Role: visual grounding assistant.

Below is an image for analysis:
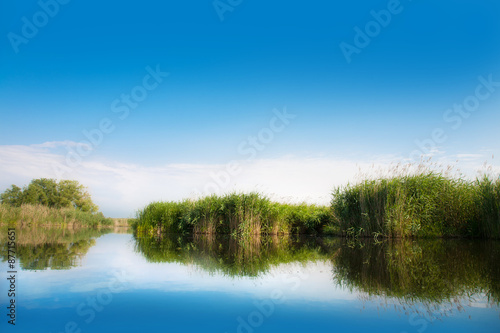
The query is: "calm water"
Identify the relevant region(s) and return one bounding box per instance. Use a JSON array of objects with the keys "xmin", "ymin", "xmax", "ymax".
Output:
[{"xmin": 1, "ymin": 228, "xmax": 500, "ymax": 333}]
